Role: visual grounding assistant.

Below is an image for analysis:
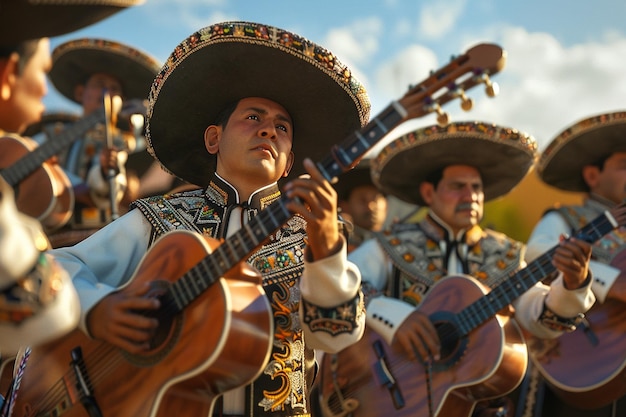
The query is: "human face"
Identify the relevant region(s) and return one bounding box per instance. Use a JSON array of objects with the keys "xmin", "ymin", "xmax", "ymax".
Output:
[
  {"xmin": 205, "ymin": 97, "xmax": 294, "ymax": 197},
  {"xmin": 586, "ymin": 152, "xmax": 626, "ymax": 205},
  {"xmin": 74, "ymin": 72, "xmax": 124, "ymax": 115},
  {"xmin": 420, "ymin": 165, "xmax": 484, "ymax": 234},
  {"xmin": 0, "ymin": 38, "xmax": 51, "ymax": 134},
  {"xmin": 342, "ymin": 185, "xmax": 387, "ymax": 231}
]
